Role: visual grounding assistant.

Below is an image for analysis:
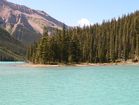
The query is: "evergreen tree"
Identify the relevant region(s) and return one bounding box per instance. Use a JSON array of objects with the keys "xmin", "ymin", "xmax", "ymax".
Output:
[{"xmin": 27, "ymin": 11, "xmax": 139, "ymax": 64}]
